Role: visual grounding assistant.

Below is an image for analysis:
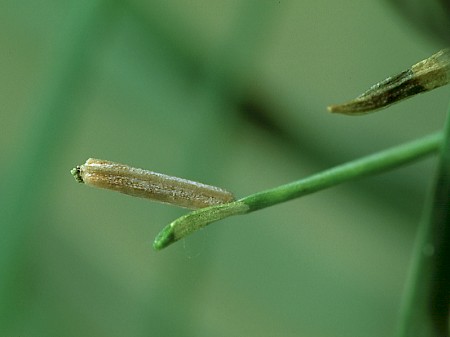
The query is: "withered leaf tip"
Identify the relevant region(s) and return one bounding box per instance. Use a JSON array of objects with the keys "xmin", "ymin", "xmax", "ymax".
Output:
[{"xmin": 328, "ymin": 48, "xmax": 450, "ymax": 115}]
